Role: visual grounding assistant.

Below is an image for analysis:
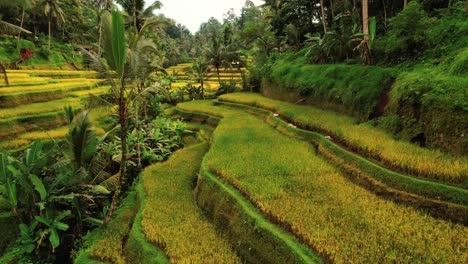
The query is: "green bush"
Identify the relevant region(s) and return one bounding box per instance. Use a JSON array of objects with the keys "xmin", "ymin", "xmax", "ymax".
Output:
[
  {"xmin": 384, "ymin": 69, "xmax": 468, "ymax": 153},
  {"xmin": 266, "ymin": 53, "xmax": 396, "ymax": 120},
  {"xmin": 425, "ymin": 2, "xmax": 468, "ymax": 59},
  {"xmin": 376, "ymin": 1, "xmax": 431, "ymax": 60},
  {"xmin": 448, "ymin": 48, "xmax": 468, "ymax": 76}
]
